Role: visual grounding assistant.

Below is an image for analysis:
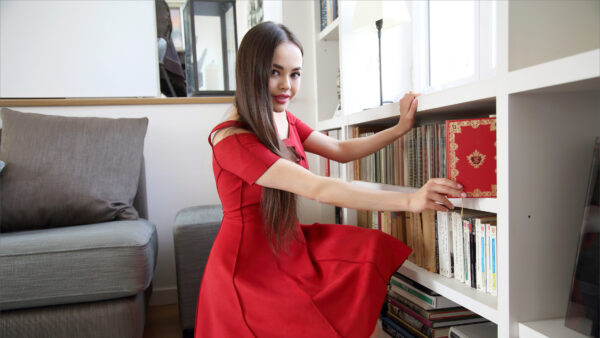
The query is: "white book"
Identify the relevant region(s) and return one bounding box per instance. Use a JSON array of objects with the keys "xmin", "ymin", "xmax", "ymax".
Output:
[
  {"xmin": 390, "ymin": 275, "xmax": 460, "ymax": 310},
  {"xmin": 436, "ymin": 211, "xmax": 453, "ymax": 278},
  {"xmin": 475, "ymin": 219, "xmax": 487, "ymax": 291},
  {"xmin": 371, "ymin": 211, "xmax": 379, "ymax": 231},
  {"xmin": 463, "ymin": 219, "xmax": 472, "ymax": 286},
  {"xmin": 486, "ymin": 224, "xmax": 497, "ymax": 296},
  {"xmin": 452, "ymin": 212, "xmax": 465, "ymax": 283}
]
